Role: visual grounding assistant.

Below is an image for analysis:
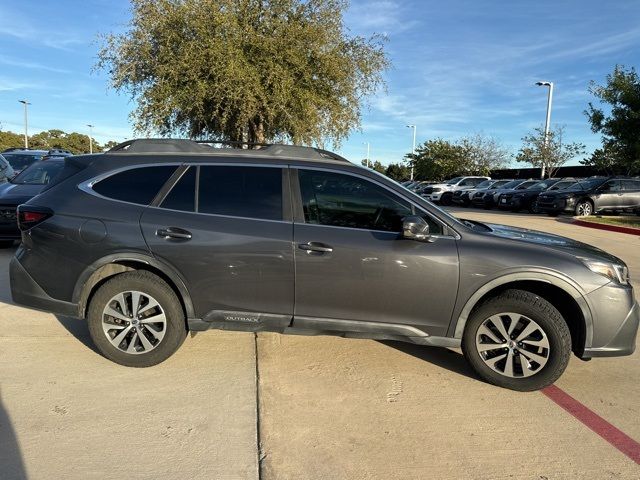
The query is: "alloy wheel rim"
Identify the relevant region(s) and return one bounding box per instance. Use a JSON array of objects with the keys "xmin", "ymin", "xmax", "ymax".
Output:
[
  {"xmin": 102, "ymin": 291, "xmax": 167, "ymax": 355},
  {"xmin": 577, "ymin": 202, "xmax": 591, "ymax": 216},
  {"xmin": 475, "ymin": 312, "xmax": 550, "ymax": 378}
]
